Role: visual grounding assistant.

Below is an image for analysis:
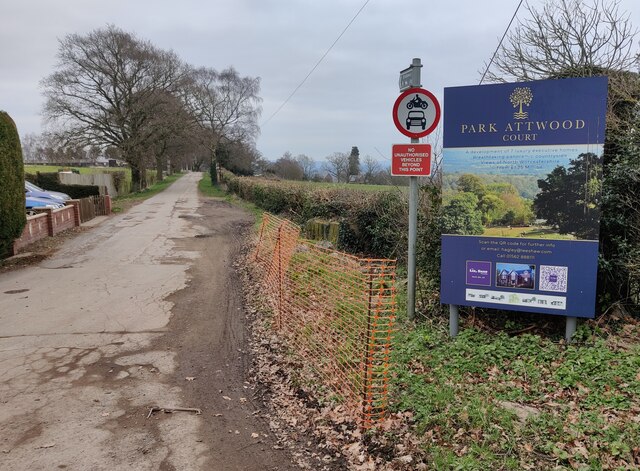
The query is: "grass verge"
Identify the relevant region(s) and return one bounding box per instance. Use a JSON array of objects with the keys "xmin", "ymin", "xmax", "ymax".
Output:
[
  {"xmin": 387, "ymin": 315, "xmax": 640, "ymax": 470},
  {"xmin": 198, "ymin": 173, "xmax": 227, "ymax": 197},
  {"xmin": 198, "ymin": 173, "xmax": 263, "ymax": 226},
  {"xmin": 112, "ymin": 172, "xmax": 184, "ymax": 212}
]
